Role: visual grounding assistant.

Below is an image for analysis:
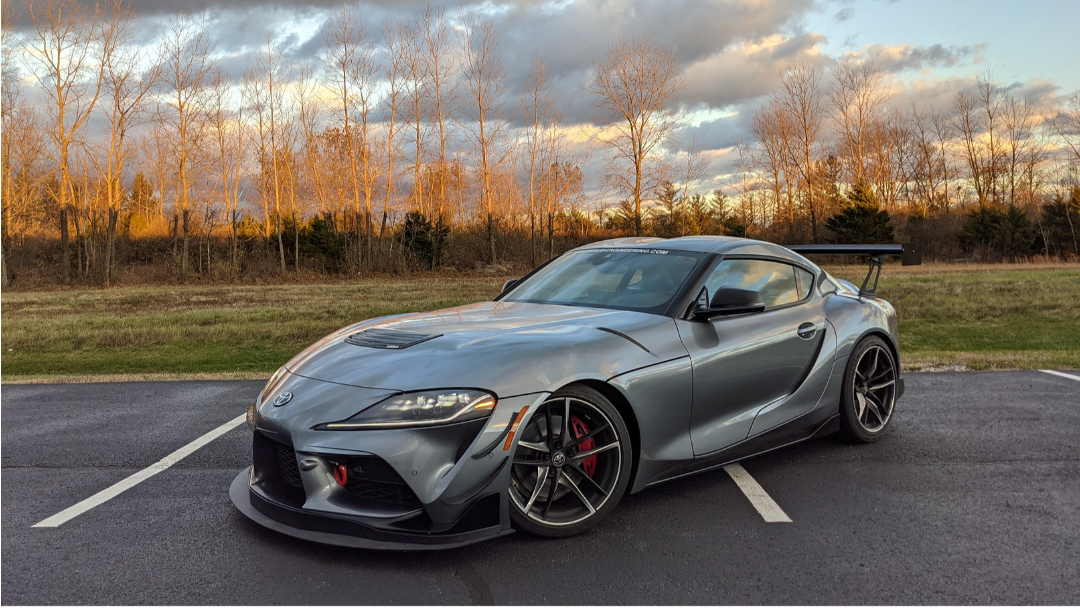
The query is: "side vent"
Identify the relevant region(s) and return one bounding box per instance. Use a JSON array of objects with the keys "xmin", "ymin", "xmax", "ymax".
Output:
[{"xmin": 345, "ymin": 327, "xmax": 442, "ymax": 350}]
